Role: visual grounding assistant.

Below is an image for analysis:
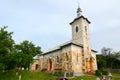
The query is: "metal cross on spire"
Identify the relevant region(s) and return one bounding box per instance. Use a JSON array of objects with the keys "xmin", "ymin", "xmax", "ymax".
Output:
[{"xmin": 77, "ymin": 2, "xmax": 82, "ymax": 17}]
